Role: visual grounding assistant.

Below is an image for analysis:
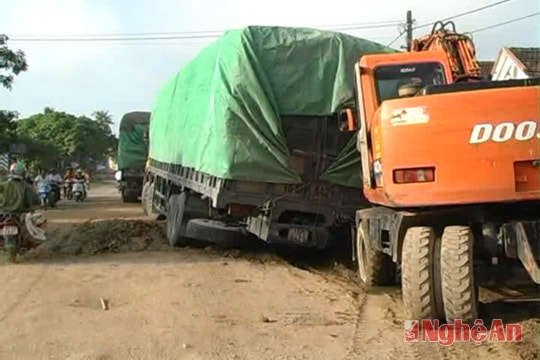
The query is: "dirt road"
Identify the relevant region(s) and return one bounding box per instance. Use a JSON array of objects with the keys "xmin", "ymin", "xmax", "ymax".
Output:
[{"xmin": 0, "ymin": 181, "xmax": 537, "ymax": 359}]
